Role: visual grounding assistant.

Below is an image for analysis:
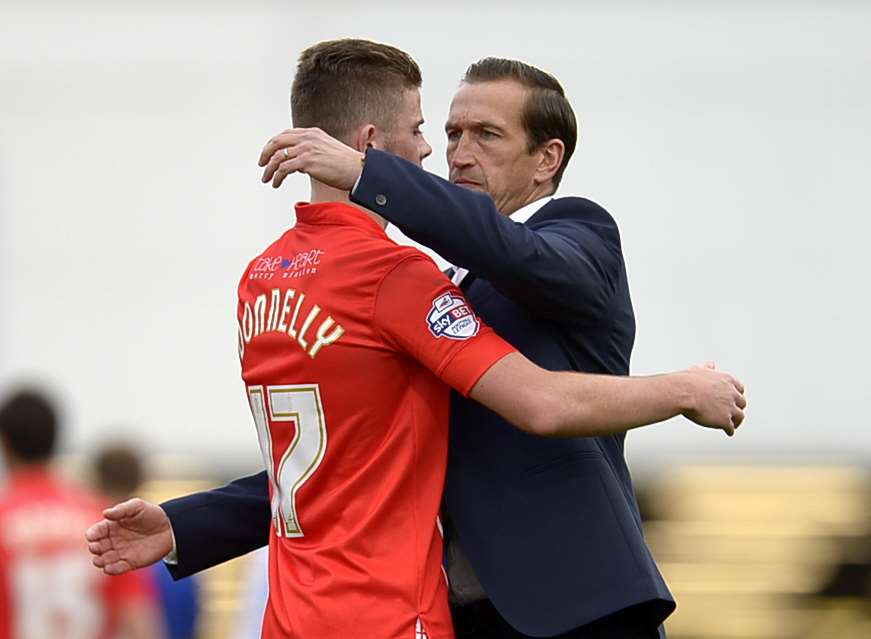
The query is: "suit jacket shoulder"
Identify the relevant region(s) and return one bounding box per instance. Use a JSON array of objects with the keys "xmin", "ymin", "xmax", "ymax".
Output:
[{"xmin": 531, "ymin": 197, "xmax": 622, "ymax": 244}]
